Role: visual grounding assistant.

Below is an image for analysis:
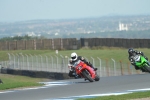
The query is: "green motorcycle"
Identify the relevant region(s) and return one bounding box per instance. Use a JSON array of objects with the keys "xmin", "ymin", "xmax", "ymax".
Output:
[{"xmin": 133, "ymin": 54, "xmax": 150, "ymax": 72}]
